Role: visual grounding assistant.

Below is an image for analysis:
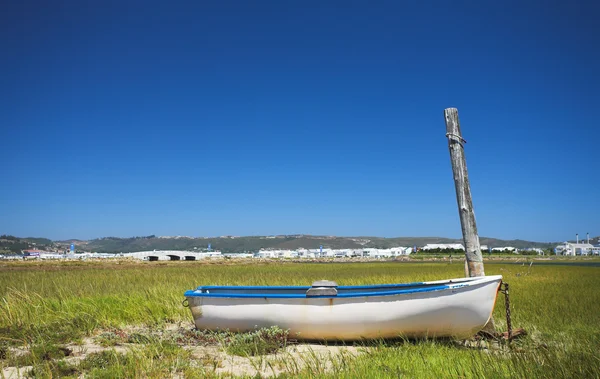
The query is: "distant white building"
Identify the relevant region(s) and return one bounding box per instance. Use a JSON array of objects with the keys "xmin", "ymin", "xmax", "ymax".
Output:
[
  {"xmin": 255, "ymin": 250, "xmax": 295, "ymax": 258},
  {"xmin": 522, "ymin": 248, "xmax": 545, "ymax": 255},
  {"xmin": 422, "ymin": 244, "xmax": 465, "ymax": 251},
  {"xmin": 295, "ymin": 249, "xmax": 317, "ymax": 258},
  {"xmin": 361, "ymin": 247, "xmax": 412, "ymax": 258},
  {"xmin": 363, "ymin": 248, "xmax": 390, "ymax": 258},
  {"xmin": 40, "ymin": 253, "xmax": 66, "ymax": 259},
  {"xmin": 0, "ymin": 254, "xmax": 21, "ymax": 260},
  {"xmin": 348, "ymin": 249, "xmax": 366, "ymax": 257},
  {"xmin": 253, "ymin": 247, "xmax": 412, "ymax": 259},
  {"xmin": 328, "ymin": 249, "xmax": 361, "ymax": 258},
  {"xmin": 392, "ymin": 247, "xmax": 413, "ymax": 256},
  {"xmin": 123, "ymin": 250, "xmax": 222, "ymax": 261},
  {"xmin": 555, "ymin": 243, "xmax": 594, "ymax": 256},
  {"xmin": 491, "ymin": 247, "xmax": 518, "ymax": 253},
  {"xmin": 223, "ymin": 253, "xmax": 253, "ymax": 258}
]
